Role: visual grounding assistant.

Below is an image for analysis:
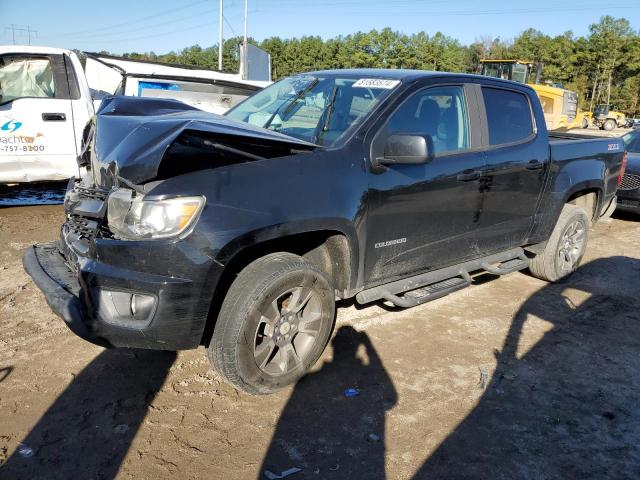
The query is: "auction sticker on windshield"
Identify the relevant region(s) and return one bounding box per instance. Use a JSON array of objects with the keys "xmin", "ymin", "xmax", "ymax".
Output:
[{"xmin": 352, "ymin": 79, "xmax": 400, "ymax": 89}]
